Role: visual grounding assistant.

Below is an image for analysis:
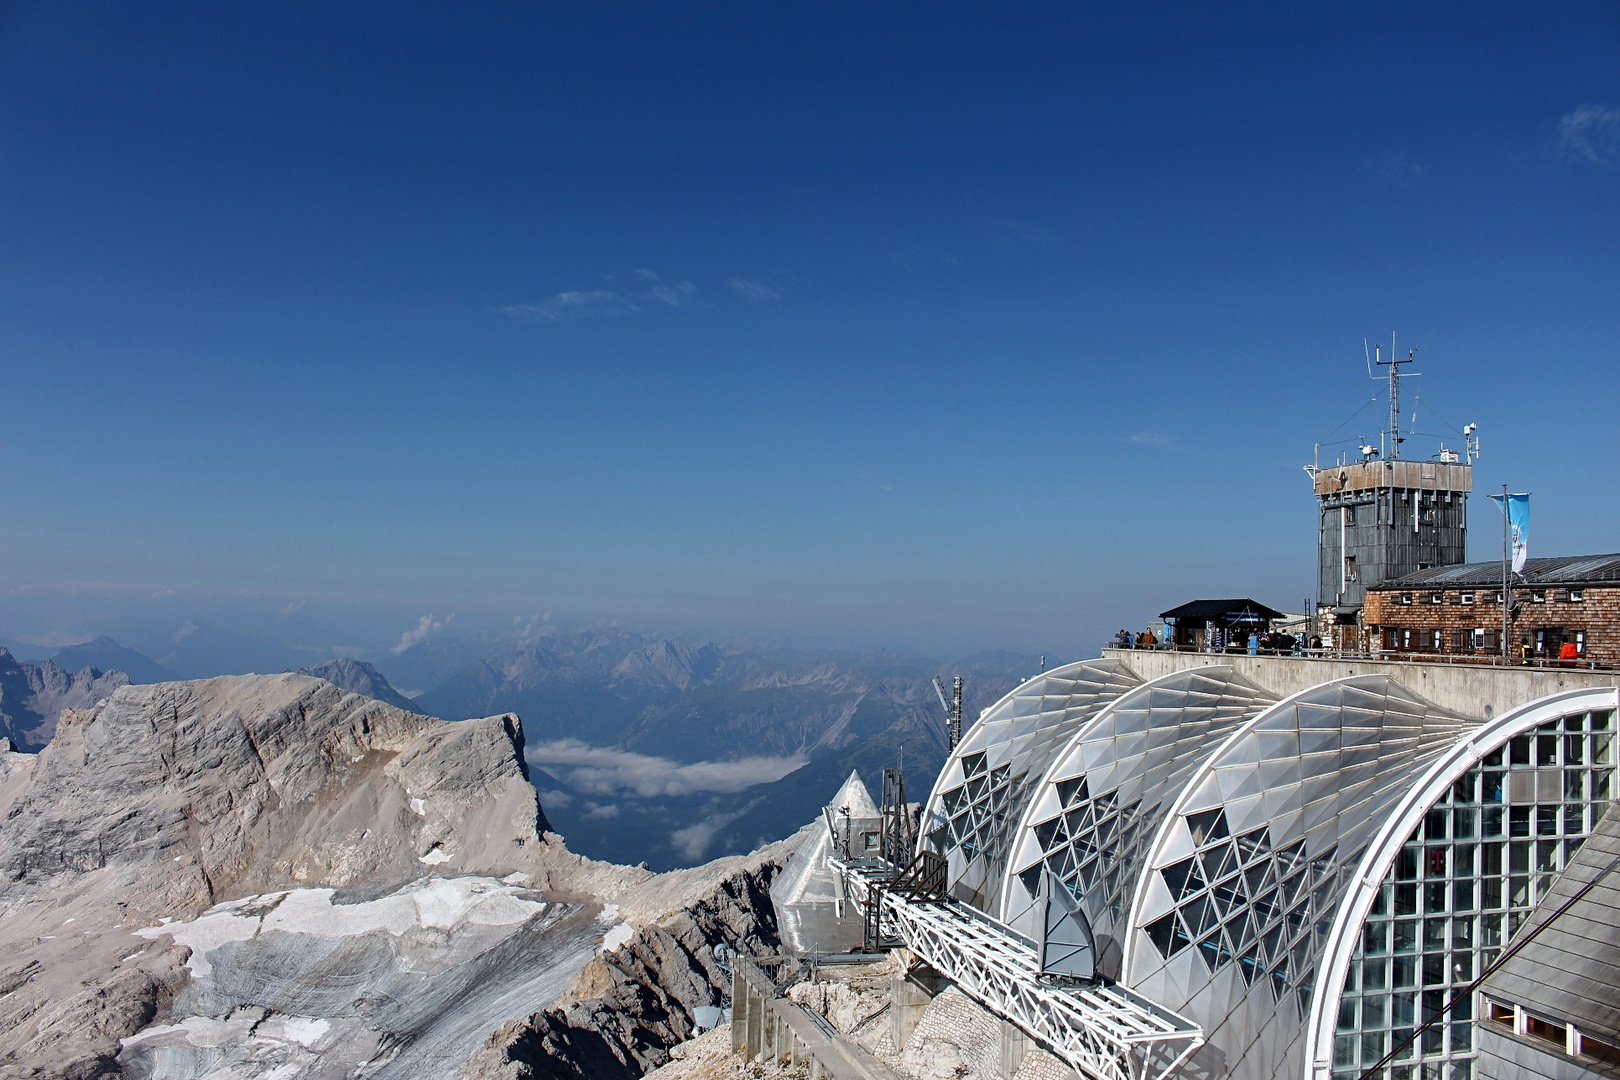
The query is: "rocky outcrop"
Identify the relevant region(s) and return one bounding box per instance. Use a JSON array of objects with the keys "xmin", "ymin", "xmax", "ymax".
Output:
[
  {"xmin": 0, "ymin": 674, "xmax": 612, "ymax": 1078},
  {"xmin": 0, "ymin": 670, "xmax": 811, "ymax": 1079},
  {"xmin": 0, "ymin": 646, "xmax": 129, "ymax": 752},
  {"xmin": 0, "ymin": 675, "xmax": 549, "ymax": 901},
  {"xmin": 458, "ymin": 837, "xmax": 797, "ymax": 1080}
]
